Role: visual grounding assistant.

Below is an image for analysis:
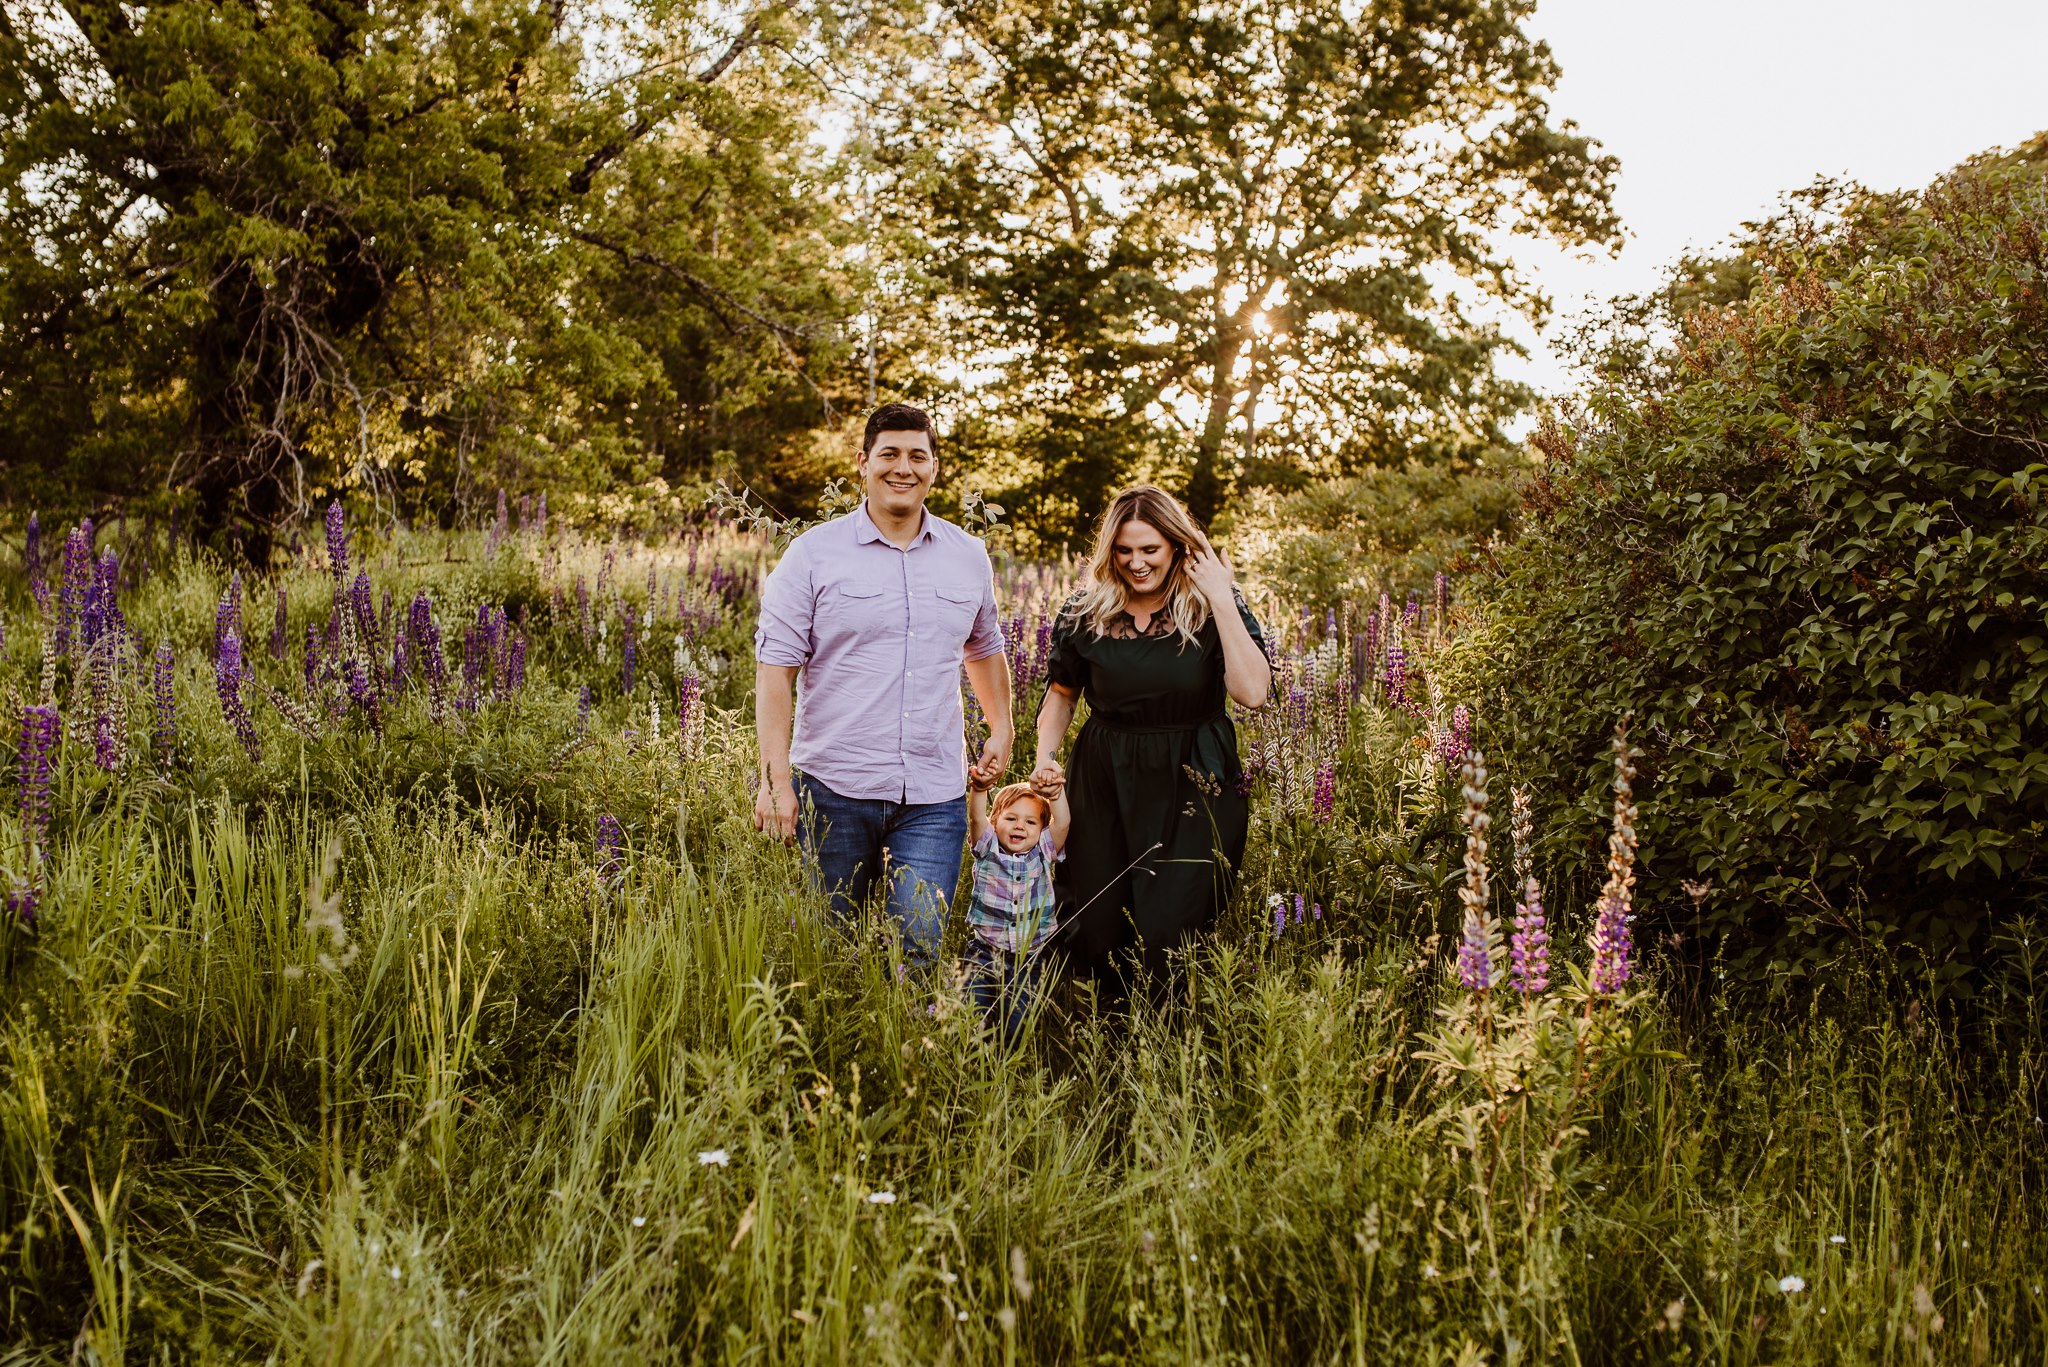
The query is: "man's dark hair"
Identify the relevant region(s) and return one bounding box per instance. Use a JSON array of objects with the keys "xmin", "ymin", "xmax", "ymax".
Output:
[{"xmin": 862, "ymin": 402, "xmax": 938, "ymax": 460}]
